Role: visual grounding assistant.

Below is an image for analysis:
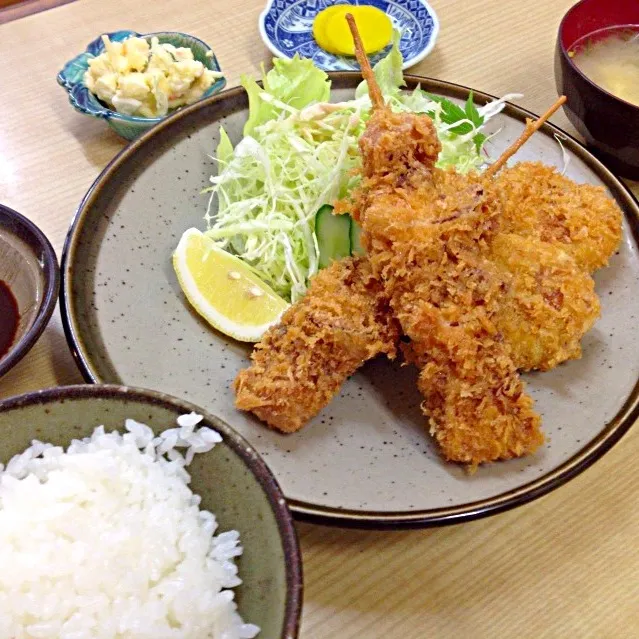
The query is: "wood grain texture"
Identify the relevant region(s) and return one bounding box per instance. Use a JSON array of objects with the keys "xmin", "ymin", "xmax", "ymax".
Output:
[
  {"xmin": 0, "ymin": 0, "xmax": 76, "ymax": 25},
  {"xmin": 0, "ymin": 1, "xmax": 638, "ymax": 636}
]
